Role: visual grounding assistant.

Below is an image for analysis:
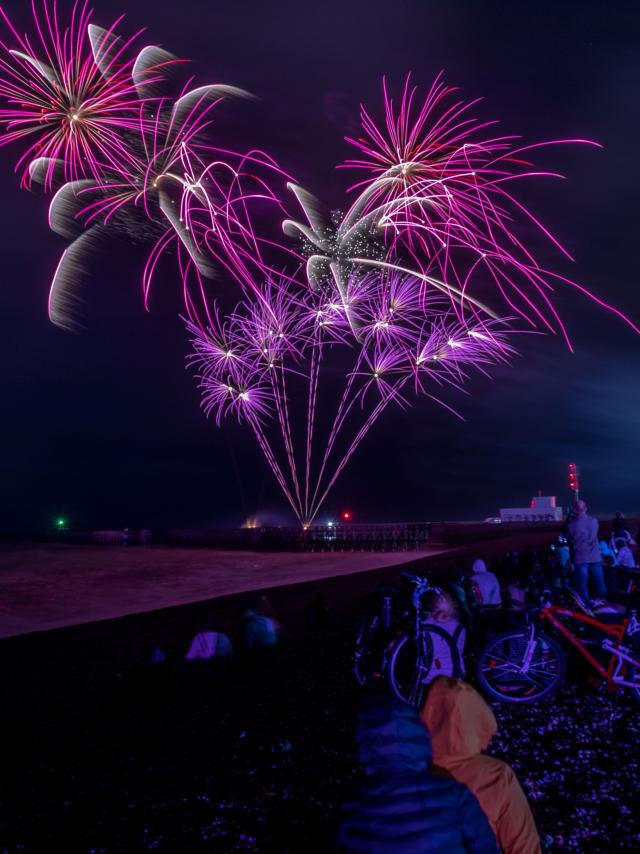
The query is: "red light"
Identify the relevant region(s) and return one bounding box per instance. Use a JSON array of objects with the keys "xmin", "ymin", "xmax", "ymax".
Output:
[
  {"xmin": 342, "ymin": 510, "xmax": 352, "ymax": 521},
  {"xmin": 568, "ymin": 463, "xmax": 580, "ymax": 491}
]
